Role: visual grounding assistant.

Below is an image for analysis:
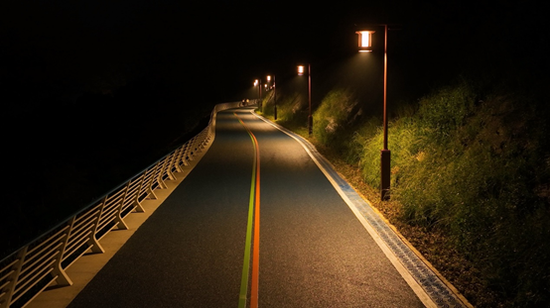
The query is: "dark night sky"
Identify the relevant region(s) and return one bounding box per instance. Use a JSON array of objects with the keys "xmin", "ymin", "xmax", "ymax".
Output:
[
  {"xmin": 1, "ymin": 0, "xmax": 389, "ymax": 102},
  {"xmin": 2, "ymin": 0, "xmax": 546, "ymax": 105}
]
